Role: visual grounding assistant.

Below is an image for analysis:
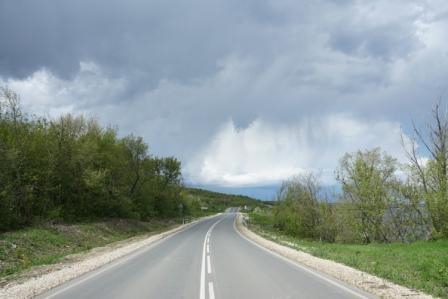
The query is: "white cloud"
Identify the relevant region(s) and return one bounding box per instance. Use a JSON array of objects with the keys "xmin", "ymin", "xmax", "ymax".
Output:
[
  {"xmin": 186, "ymin": 115, "xmax": 409, "ymax": 187},
  {"xmin": 0, "ymin": 62, "xmax": 127, "ymax": 118}
]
